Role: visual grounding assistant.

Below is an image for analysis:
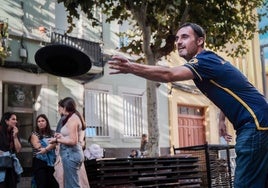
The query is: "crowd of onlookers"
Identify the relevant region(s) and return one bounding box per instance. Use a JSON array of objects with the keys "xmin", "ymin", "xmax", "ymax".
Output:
[
  {"xmin": 0, "ymin": 96, "xmax": 147, "ymax": 188},
  {"xmin": 0, "ymin": 97, "xmax": 104, "ymax": 188}
]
